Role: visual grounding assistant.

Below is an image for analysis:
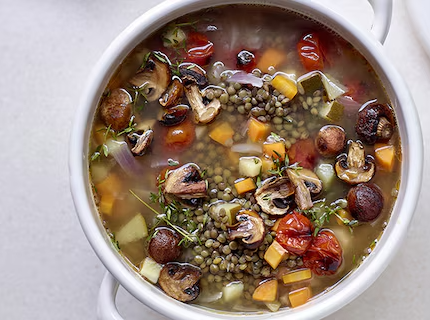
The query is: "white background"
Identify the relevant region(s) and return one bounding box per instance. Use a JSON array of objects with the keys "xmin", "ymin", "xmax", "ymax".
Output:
[{"xmin": 1, "ymin": 0, "xmax": 428, "ymax": 319}]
